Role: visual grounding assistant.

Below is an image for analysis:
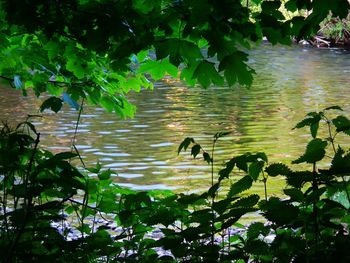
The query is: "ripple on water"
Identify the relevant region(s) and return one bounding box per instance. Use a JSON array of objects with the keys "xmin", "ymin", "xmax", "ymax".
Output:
[
  {"xmin": 150, "ymin": 142, "xmax": 174, "ymax": 147},
  {"xmin": 94, "ymin": 151, "xmax": 130, "ymax": 157},
  {"xmin": 116, "ymin": 173, "xmax": 144, "ymax": 179}
]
